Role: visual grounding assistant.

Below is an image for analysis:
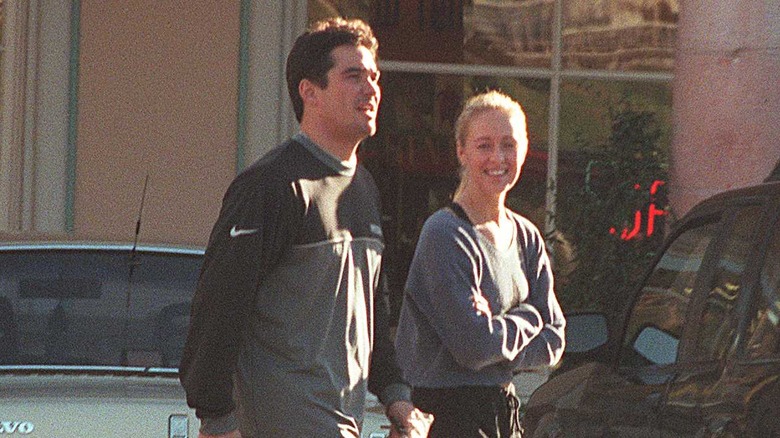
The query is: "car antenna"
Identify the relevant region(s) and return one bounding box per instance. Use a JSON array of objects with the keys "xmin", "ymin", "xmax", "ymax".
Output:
[
  {"xmin": 128, "ymin": 174, "xmax": 149, "ymax": 281},
  {"xmin": 122, "ymin": 174, "xmax": 149, "ymax": 366}
]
